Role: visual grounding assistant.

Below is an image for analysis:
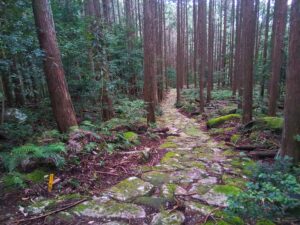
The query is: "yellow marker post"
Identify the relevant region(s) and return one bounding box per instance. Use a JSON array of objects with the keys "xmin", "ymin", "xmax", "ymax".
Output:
[{"xmin": 48, "ymin": 173, "xmax": 54, "ymax": 193}]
